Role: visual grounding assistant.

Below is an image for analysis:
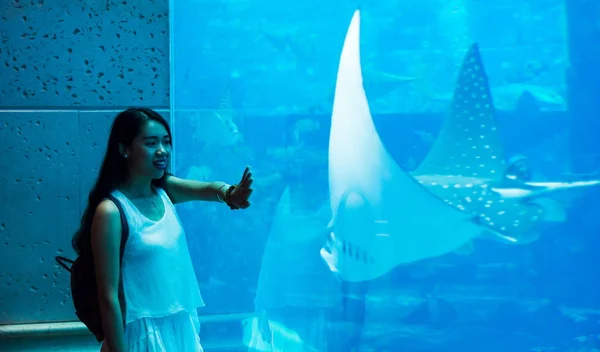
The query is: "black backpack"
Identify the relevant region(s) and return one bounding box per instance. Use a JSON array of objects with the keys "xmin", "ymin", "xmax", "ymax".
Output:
[{"xmin": 55, "ymin": 195, "xmax": 129, "ymax": 342}]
